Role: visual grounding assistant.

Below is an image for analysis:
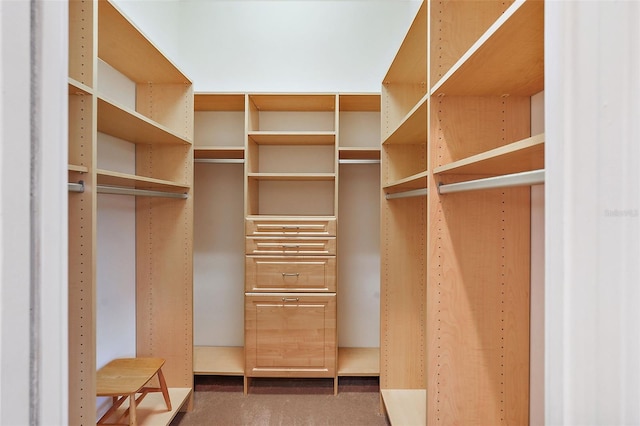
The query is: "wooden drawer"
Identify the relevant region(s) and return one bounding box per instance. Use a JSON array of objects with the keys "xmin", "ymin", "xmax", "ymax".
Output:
[
  {"xmin": 245, "ymin": 293, "xmax": 336, "ymax": 378},
  {"xmin": 245, "ymin": 256, "xmax": 336, "ymax": 292},
  {"xmin": 246, "ymin": 217, "xmax": 336, "ymax": 237},
  {"xmin": 246, "ymin": 236, "xmax": 336, "ymax": 255}
]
